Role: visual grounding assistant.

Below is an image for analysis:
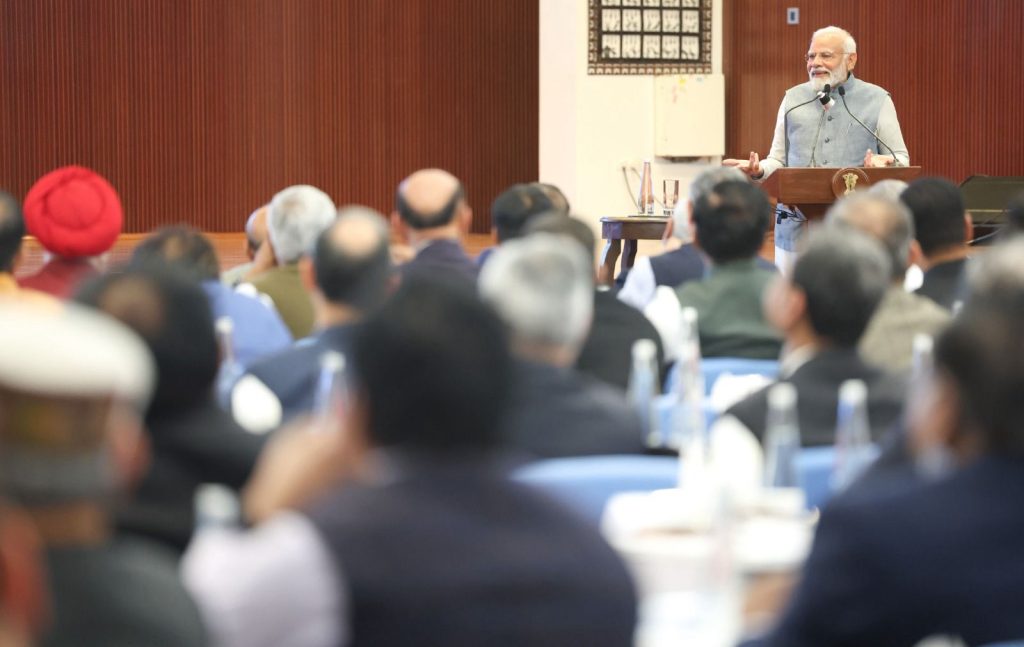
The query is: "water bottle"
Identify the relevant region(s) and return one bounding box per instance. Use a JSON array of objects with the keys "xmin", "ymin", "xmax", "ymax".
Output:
[
  {"xmin": 763, "ymin": 382, "xmax": 800, "ymax": 488},
  {"xmin": 313, "ymin": 350, "xmax": 347, "ymax": 434},
  {"xmin": 832, "ymin": 379, "xmax": 875, "ymax": 491},
  {"xmin": 627, "ymin": 339, "xmax": 661, "ymax": 447},
  {"xmin": 214, "ymin": 317, "xmax": 244, "ymax": 410},
  {"xmin": 637, "ymin": 160, "xmax": 654, "ymax": 215},
  {"xmin": 194, "ymin": 483, "xmax": 240, "ymax": 531},
  {"xmin": 673, "ymin": 308, "xmax": 708, "ymax": 493}
]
